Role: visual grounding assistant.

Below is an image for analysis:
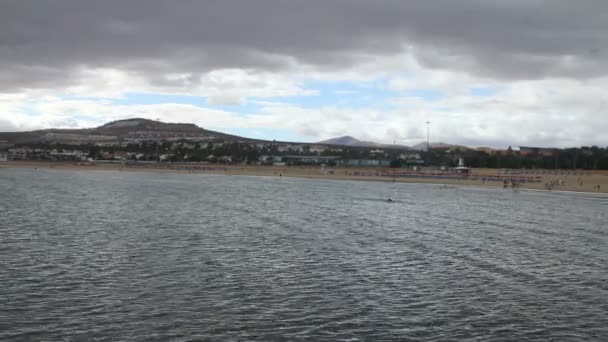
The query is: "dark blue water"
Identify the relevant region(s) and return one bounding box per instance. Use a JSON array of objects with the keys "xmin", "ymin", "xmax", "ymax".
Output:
[{"xmin": 1, "ymin": 168, "xmax": 607, "ymax": 341}]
